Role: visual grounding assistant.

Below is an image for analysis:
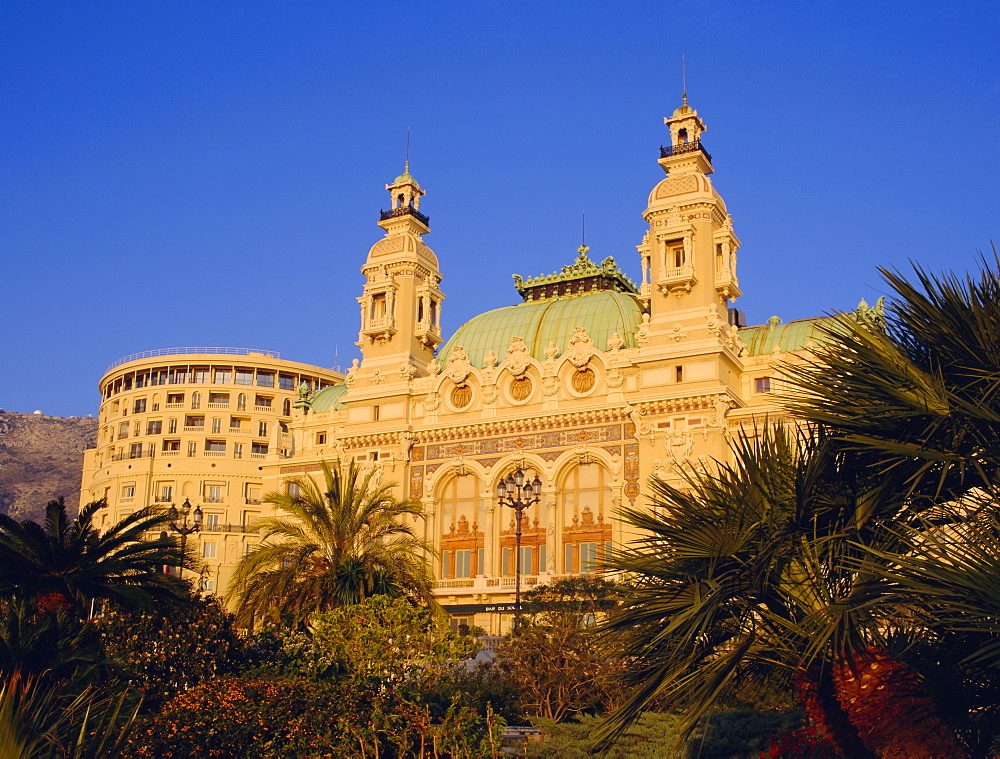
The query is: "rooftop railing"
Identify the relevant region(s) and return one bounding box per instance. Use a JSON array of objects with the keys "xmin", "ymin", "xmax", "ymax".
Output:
[
  {"xmin": 105, "ymin": 347, "xmax": 282, "ymax": 373},
  {"xmin": 379, "ymin": 206, "xmax": 430, "ymax": 225},
  {"xmin": 659, "ymin": 139, "xmax": 712, "ymax": 162}
]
